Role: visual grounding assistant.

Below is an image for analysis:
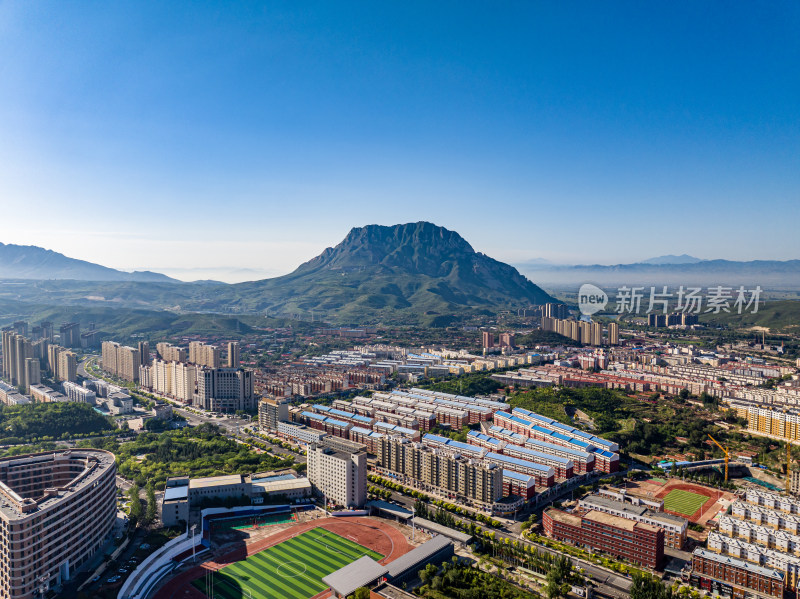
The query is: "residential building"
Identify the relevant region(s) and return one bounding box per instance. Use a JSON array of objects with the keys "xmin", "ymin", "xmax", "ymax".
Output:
[
  {"xmin": 56, "ymin": 350, "xmax": 77, "ymax": 382},
  {"xmin": 227, "ymin": 341, "xmax": 240, "ymax": 368},
  {"xmin": 59, "ymin": 322, "xmax": 80, "ymax": 348},
  {"xmin": 137, "ymin": 341, "xmax": 150, "ymax": 367},
  {"xmin": 608, "ymin": 322, "xmax": 620, "ymax": 345},
  {"xmin": 101, "ymin": 341, "xmax": 140, "ymax": 382},
  {"xmin": 189, "ymin": 342, "xmax": 221, "ymax": 368},
  {"xmin": 375, "ymin": 437, "xmax": 503, "ymax": 507},
  {"xmin": 156, "ymin": 343, "xmax": 187, "ymax": 363},
  {"xmin": 307, "ymin": 443, "xmax": 367, "ymax": 508}
]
